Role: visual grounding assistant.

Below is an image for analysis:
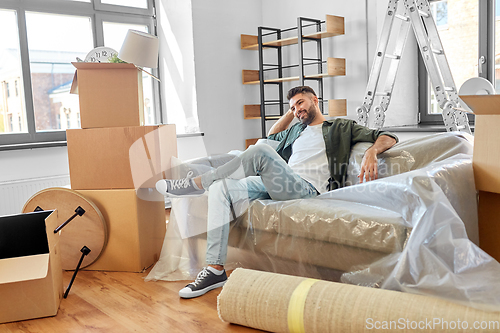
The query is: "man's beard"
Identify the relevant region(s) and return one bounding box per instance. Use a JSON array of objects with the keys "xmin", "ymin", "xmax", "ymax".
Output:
[{"xmin": 298, "ymin": 104, "xmax": 317, "ymax": 125}]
